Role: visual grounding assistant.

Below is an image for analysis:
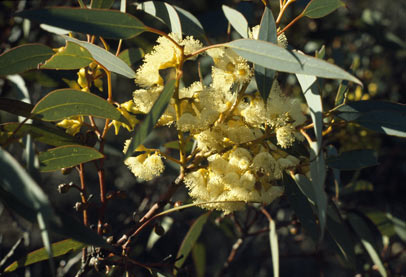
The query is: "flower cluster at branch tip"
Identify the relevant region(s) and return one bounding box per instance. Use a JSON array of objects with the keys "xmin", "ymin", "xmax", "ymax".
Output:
[{"xmin": 123, "ymin": 31, "xmax": 306, "ymax": 213}]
